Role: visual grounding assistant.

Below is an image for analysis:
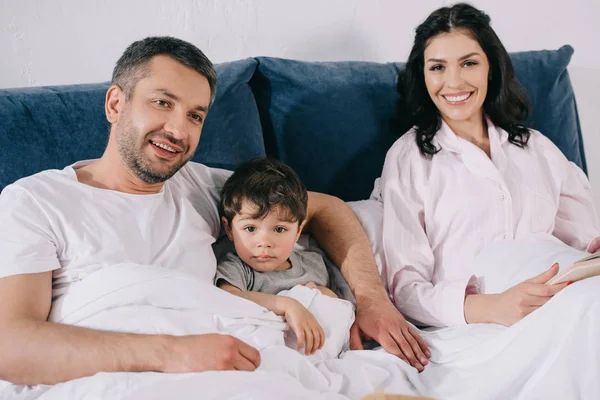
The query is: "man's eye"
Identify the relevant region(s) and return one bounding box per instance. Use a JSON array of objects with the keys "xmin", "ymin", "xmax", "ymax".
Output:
[
  {"xmin": 189, "ymin": 113, "xmax": 204, "ymax": 123},
  {"xmin": 155, "ymin": 100, "xmax": 170, "ymax": 107},
  {"xmin": 244, "ymin": 226, "xmax": 256, "ymax": 233},
  {"xmin": 274, "ymin": 227, "xmax": 287, "ymax": 233}
]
